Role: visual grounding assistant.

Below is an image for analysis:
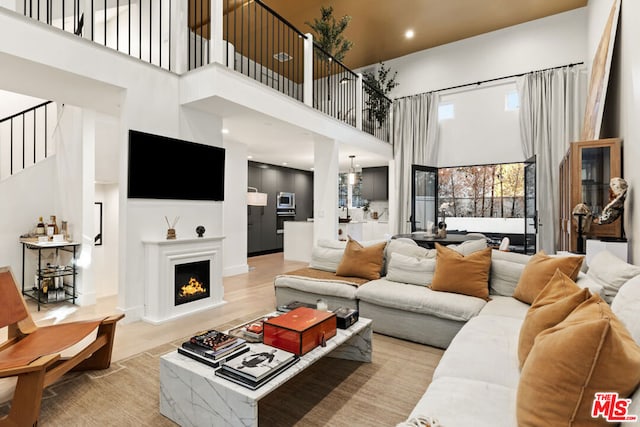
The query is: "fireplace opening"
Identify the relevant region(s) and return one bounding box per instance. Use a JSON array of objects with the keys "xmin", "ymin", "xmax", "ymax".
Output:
[{"xmin": 175, "ymin": 260, "xmax": 210, "ymax": 306}]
